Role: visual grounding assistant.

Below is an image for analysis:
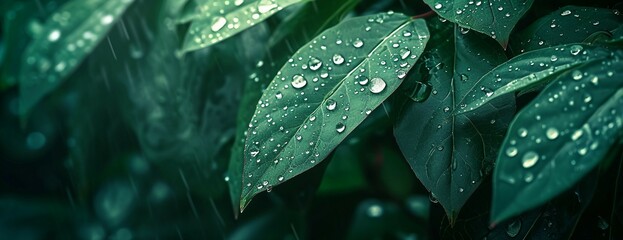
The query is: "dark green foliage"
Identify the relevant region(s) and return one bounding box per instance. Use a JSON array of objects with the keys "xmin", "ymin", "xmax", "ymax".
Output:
[{"xmin": 2, "ymin": 0, "xmax": 623, "ymax": 239}]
